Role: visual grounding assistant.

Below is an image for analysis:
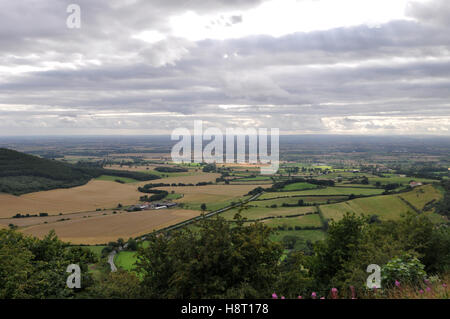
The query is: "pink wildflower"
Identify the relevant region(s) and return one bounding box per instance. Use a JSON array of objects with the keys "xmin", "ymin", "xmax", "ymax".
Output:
[
  {"xmin": 272, "ymin": 293, "xmax": 278, "ymax": 299},
  {"xmin": 331, "ymin": 288, "xmax": 338, "ymax": 299},
  {"xmin": 419, "ymin": 289, "xmax": 424, "ymax": 294},
  {"xmin": 426, "ymin": 287, "xmax": 431, "ymax": 292},
  {"xmin": 298, "ymin": 296, "xmax": 303, "ymax": 299},
  {"xmin": 320, "ymin": 297, "xmax": 325, "ymax": 299},
  {"xmin": 395, "ymin": 280, "xmax": 401, "ymax": 288},
  {"xmin": 311, "ymin": 292, "xmax": 317, "ymax": 299},
  {"xmin": 281, "ymin": 296, "xmax": 285, "ymax": 299},
  {"xmin": 443, "ymin": 283, "xmax": 447, "ymax": 289}
]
